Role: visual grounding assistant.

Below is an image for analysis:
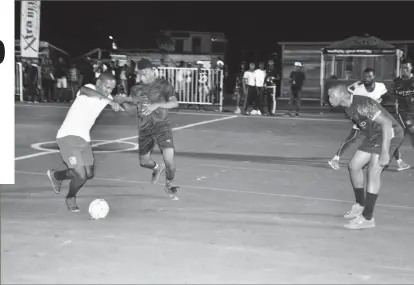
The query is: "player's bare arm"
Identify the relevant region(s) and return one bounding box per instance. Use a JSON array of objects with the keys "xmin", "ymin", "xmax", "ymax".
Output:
[
  {"xmin": 142, "ymin": 96, "xmax": 178, "ymax": 116},
  {"xmin": 79, "ymin": 86, "xmax": 111, "ymax": 101}
]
